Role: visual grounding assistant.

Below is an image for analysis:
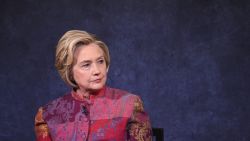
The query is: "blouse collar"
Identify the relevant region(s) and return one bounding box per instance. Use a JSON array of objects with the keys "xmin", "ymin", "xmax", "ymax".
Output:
[{"xmin": 71, "ymin": 86, "xmax": 106, "ymax": 102}]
